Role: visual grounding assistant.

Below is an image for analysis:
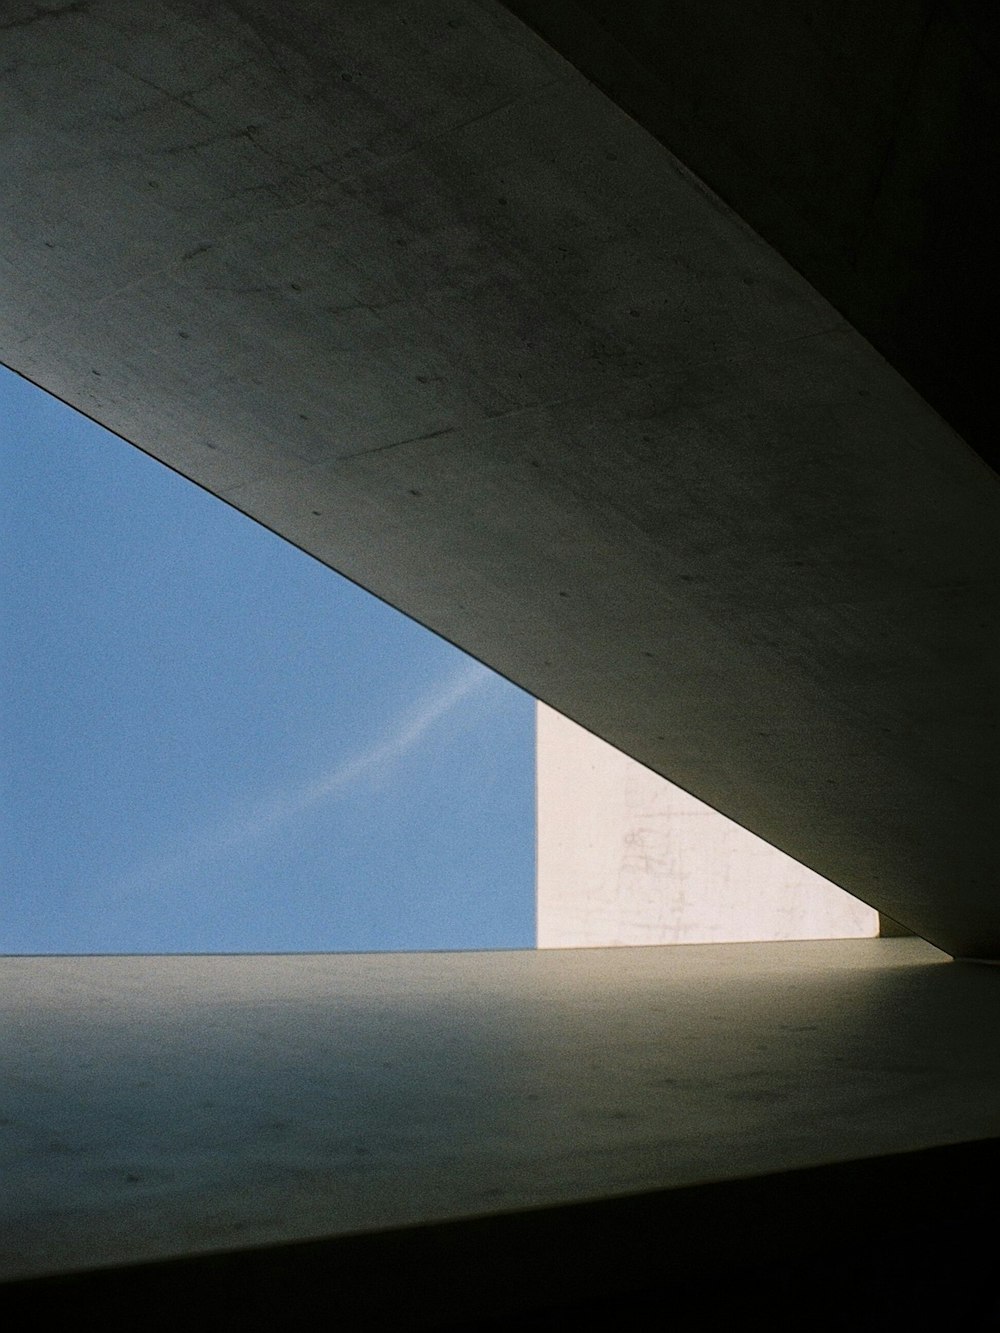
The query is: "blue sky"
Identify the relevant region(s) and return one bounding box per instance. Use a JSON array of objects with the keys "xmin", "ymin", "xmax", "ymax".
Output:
[{"xmin": 1, "ymin": 365, "xmax": 535, "ymax": 954}]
